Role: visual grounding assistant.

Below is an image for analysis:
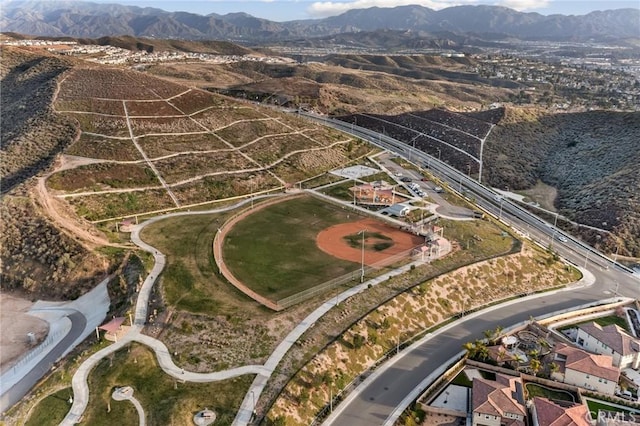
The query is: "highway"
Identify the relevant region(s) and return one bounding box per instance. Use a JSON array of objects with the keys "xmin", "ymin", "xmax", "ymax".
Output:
[{"xmin": 298, "ymin": 113, "xmax": 639, "ymax": 426}]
